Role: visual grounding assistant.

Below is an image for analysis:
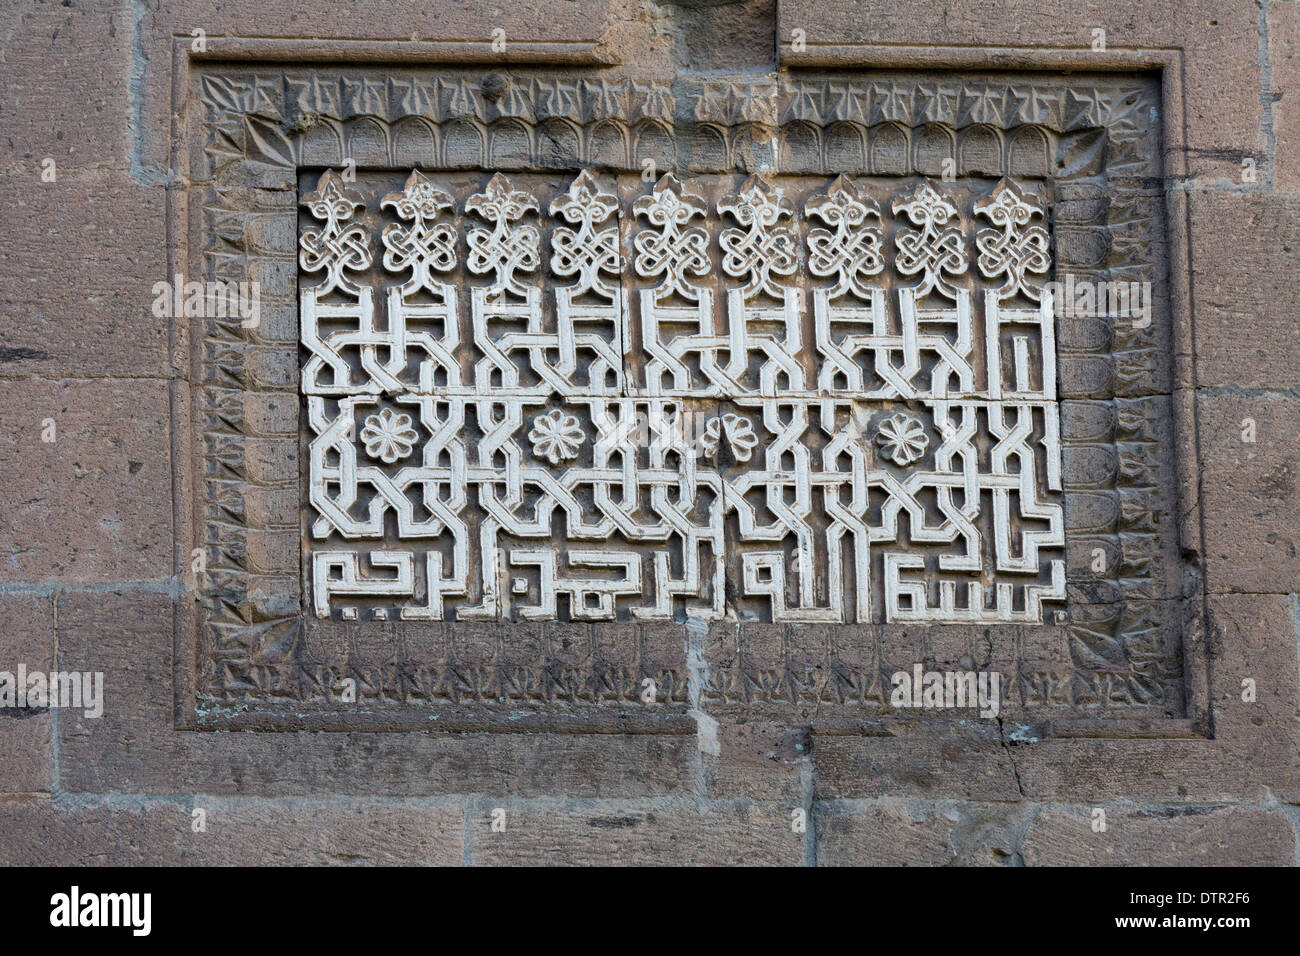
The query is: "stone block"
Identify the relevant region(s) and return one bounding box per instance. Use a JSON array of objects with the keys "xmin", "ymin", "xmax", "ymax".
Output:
[
  {"xmin": 1204, "ymin": 594, "xmax": 1300, "ymax": 748},
  {"xmin": 1022, "ymin": 804, "xmax": 1295, "ymax": 865},
  {"xmin": 1189, "ymin": 193, "xmax": 1300, "ymax": 389},
  {"xmin": 0, "ymin": 172, "xmax": 170, "ymax": 379},
  {"xmin": 815, "ymin": 800, "xmax": 1031, "ymax": 866},
  {"xmin": 706, "ymin": 719, "xmax": 811, "ymax": 801},
  {"xmin": 1270, "ymin": 1, "xmax": 1300, "ymax": 192},
  {"xmin": 0, "ymin": 593, "xmax": 56, "ymax": 793},
  {"xmin": 0, "ymin": 795, "xmax": 464, "ymax": 865},
  {"xmin": 0, "ymin": 0, "xmax": 133, "ymax": 173},
  {"xmin": 0, "ymin": 378, "xmax": 172, "ymax": 583},
  {"xmin": 467, "ymin": 802, "xmax": 805, "ymax": 866},
  {"xmin": 1196, "ymin": 392, "xmax": 1300, "ymax": 593}
]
